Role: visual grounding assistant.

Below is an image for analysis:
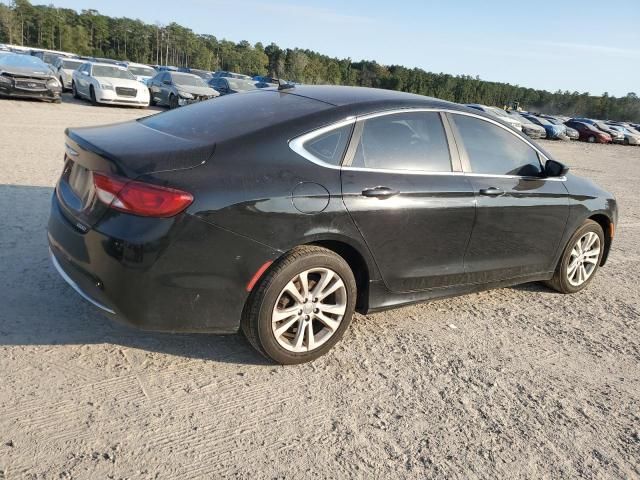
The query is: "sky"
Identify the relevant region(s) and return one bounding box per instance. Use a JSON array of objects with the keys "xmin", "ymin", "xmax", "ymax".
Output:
[{"xmin": 14, "ymin": 0, "xmax": 640, "ymax": 97}]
